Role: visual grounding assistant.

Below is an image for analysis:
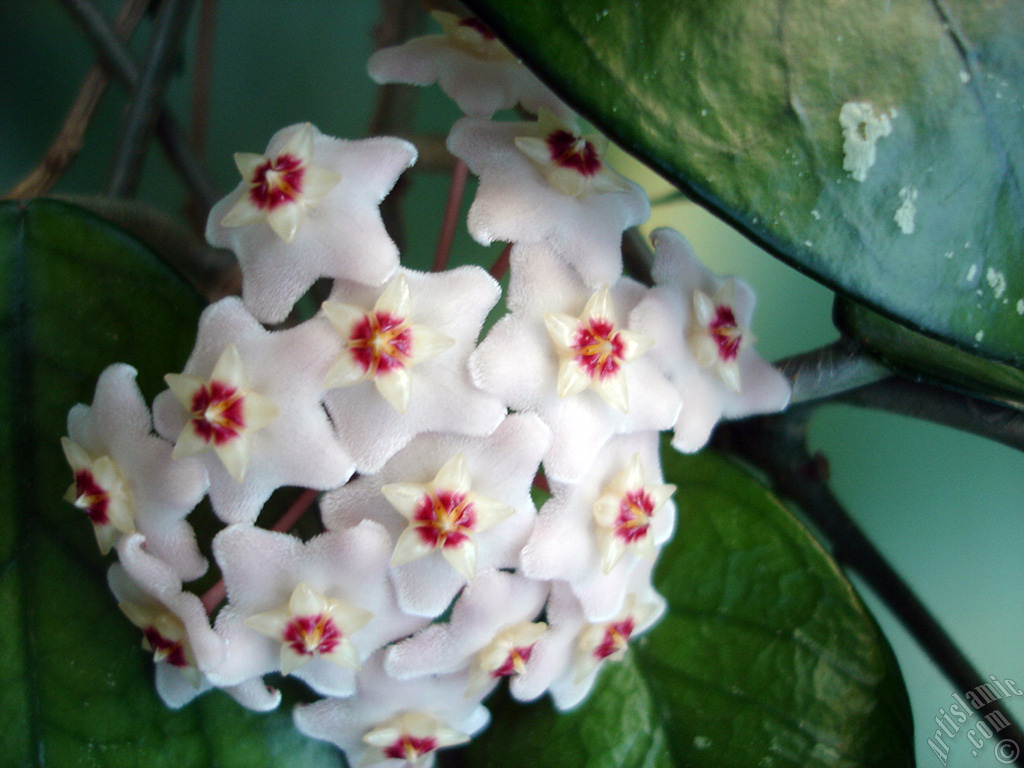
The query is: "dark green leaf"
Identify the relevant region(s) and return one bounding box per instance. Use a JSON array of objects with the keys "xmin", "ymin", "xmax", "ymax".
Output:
[
  {"xmin": 0, "ymin": 199, "xmax": 343, "ymax": 768},
  {"xmin": 464, "ymin": 451, "xmax": 913, "ymax": 767},
  {"xmin": 466, "ymin": 0, "xmax": 1024, "ymax": 368},
  {"xmin": 837, "ymin": 296, "xmax": 1024, "ymax": 410}
]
